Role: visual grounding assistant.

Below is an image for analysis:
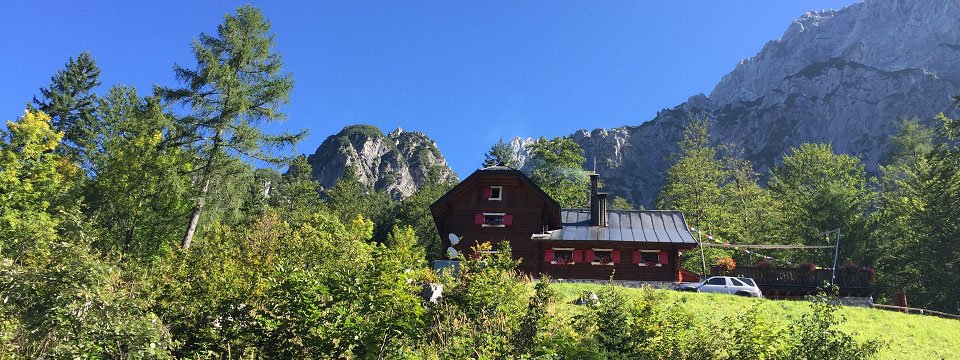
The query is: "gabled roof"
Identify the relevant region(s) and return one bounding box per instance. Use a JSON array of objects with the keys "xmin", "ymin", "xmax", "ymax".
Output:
[
  {"xmin": 531, "ymin": 209, "xmax": 698, "ymax": 245},
  {"xmin": 429, "ymin": 165, "xmax": 561, "ymax": 214}
]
